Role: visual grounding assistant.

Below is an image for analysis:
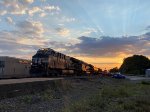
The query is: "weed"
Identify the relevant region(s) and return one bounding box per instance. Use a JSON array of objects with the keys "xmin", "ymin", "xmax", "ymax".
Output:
[
  {"xmin": 0, "ymin": 104, "xmax": 15, "ymax": 110},
  {"xmin": 64, "ymin": 81, "xmax": 150, "ymax": 112},
  {"xmin": 41, "ymin": 89, "xmax": 54, "ymax": 101},
  {"xmin": 101, "ymin": 86, "xmax": 130, "ymax": 98},
  {"xmin": 60, "ymin": 80, "xmax": 73, "ymax": 91},
  {"xmin": 141, "ymin": 81, "xmax": 150, "ymax": 85},
  {"xmin": 21, "ymin": 95, "xmax": 33, "ymax": 104}
]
